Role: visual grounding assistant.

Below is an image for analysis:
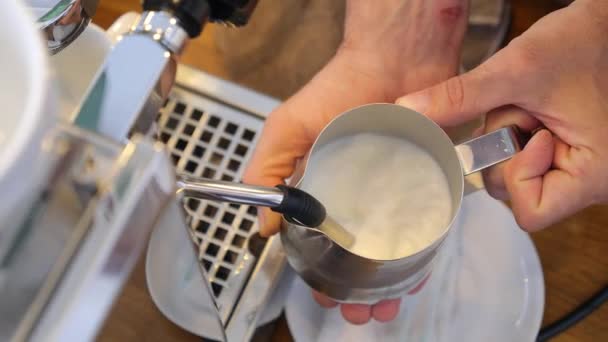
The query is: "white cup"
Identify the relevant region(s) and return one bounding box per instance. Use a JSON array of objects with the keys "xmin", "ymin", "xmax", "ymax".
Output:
[{"xmin": 0, "ymin": 1, "xmax": 57, "ymax": 252}]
